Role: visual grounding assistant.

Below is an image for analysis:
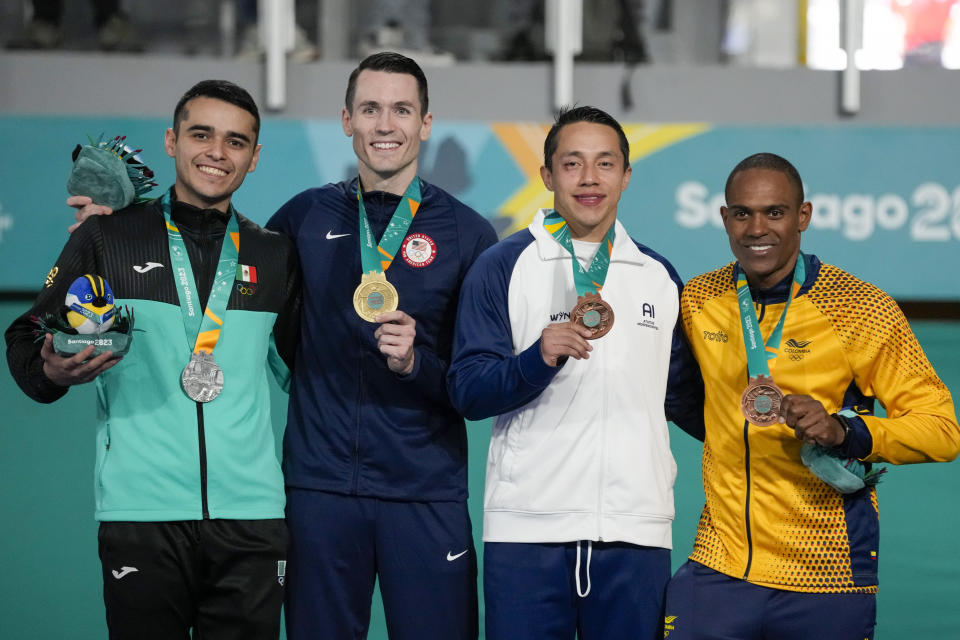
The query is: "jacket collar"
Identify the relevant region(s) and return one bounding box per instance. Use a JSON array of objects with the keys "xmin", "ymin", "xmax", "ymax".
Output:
[
  {"xmin": 730, "ymin": 252, "xmax": 822, "ymax": 305},
  {"xmin": 153, "ymin": 187, "xmax": 232, "ymax": 232},
  {"xmin": 529, "ymin": 208, "xmax": 646, "ymax": 267},
  {"xmin": 346, "ymin": 176, "xmax": 432, "ymax": 218}
]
